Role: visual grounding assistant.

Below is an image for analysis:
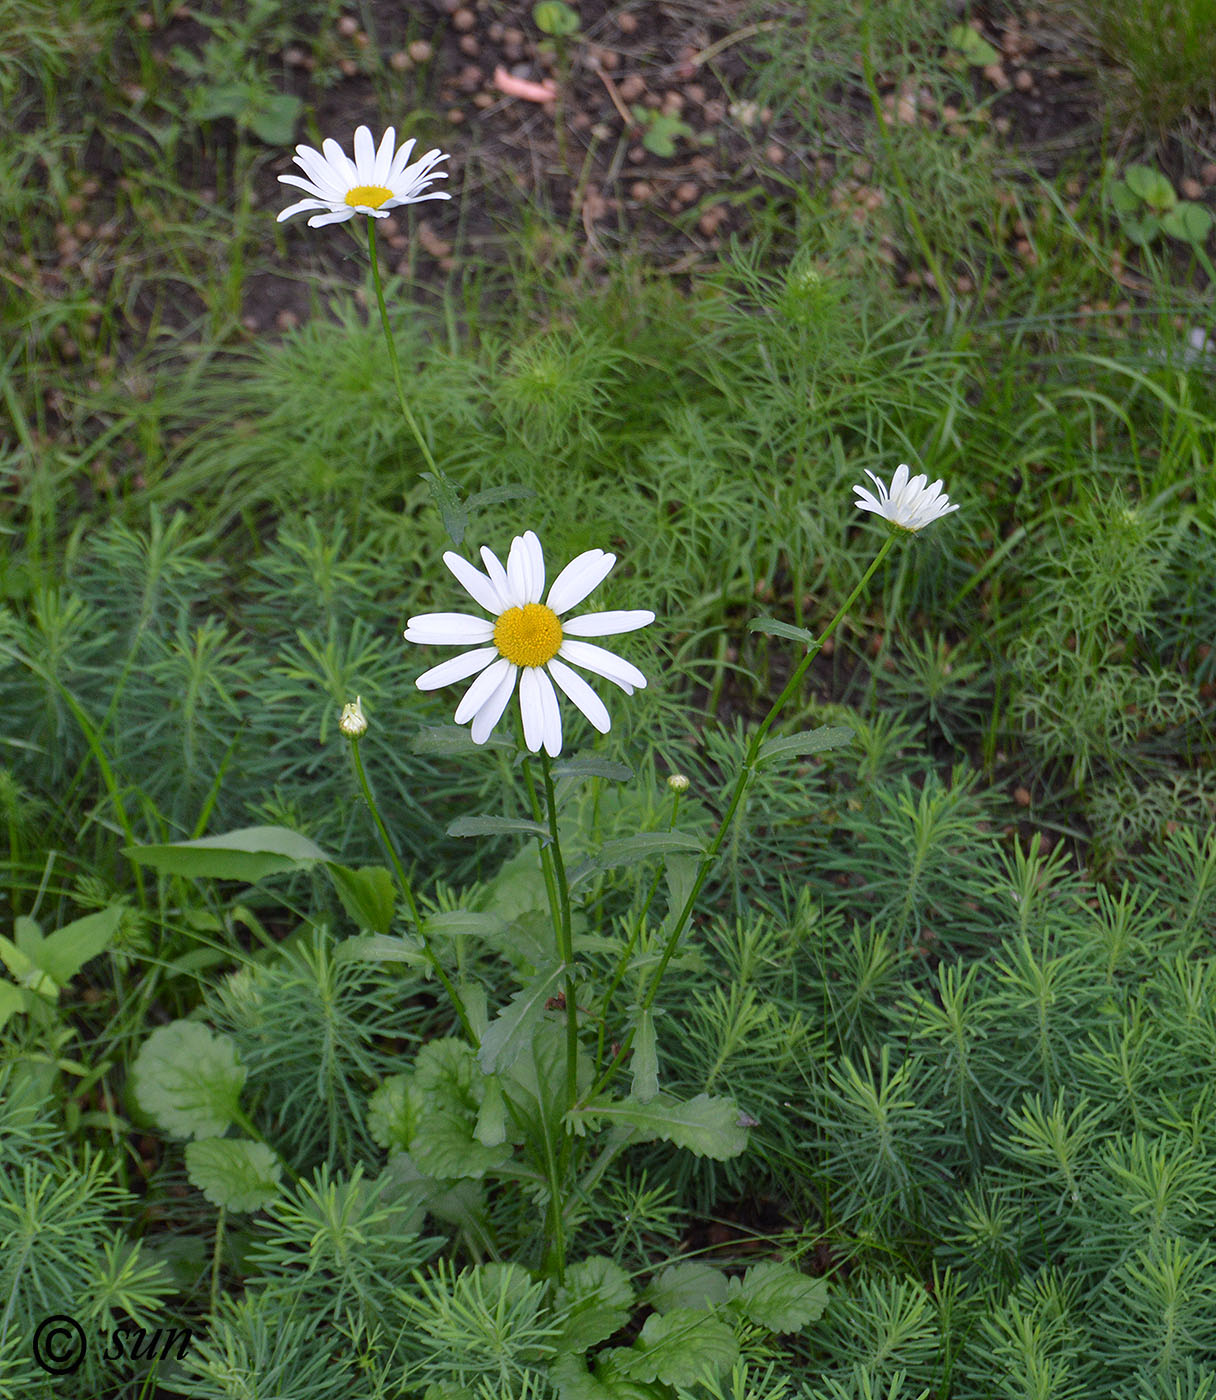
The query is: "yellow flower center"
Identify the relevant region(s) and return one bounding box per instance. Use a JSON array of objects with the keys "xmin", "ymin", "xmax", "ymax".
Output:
[
  {"xmin": 494, "ymin": 603, "xmax": 562, "ymax": 668},
  {"xmin": 344, "ymin": 185, "xmax": 394, "ymax": 209}
]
